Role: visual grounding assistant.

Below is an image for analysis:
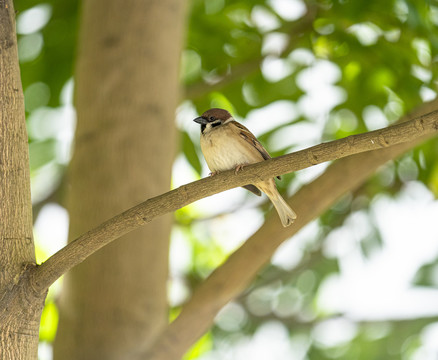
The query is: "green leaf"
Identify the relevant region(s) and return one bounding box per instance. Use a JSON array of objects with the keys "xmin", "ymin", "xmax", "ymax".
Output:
[
  {"xmin": 29, "ymin": 139, "xmax": 57, "ymax": 171},
  {"xmin": 183, "ymin": 331, "xmax": 213, "ymax": 360},
  {"xmin": 39, "ymin": 301, "xmax": 59, "ymax": 342},
  {"xmin": 181, "ymin": 131, "xmax": 202, "ymax": 175}
]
